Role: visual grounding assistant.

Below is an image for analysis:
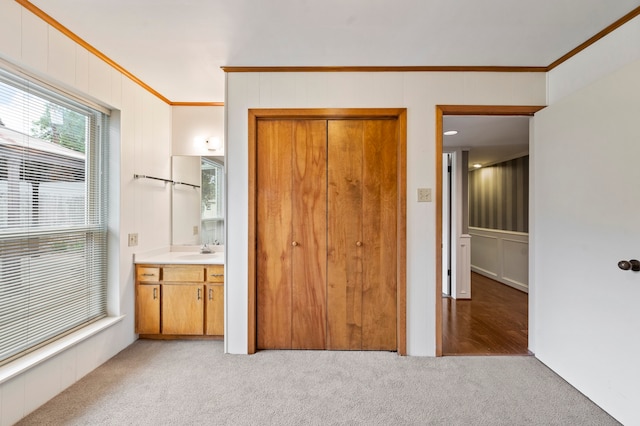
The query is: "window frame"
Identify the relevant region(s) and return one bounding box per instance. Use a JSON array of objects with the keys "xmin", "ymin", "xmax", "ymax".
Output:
[
  {"xmin": 0, "ymin": 62, "xmax": 109, "ymax": 366},
  {"xmin": 200, "ymin": 156, "xmax": 224, "ymax": 244}
]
